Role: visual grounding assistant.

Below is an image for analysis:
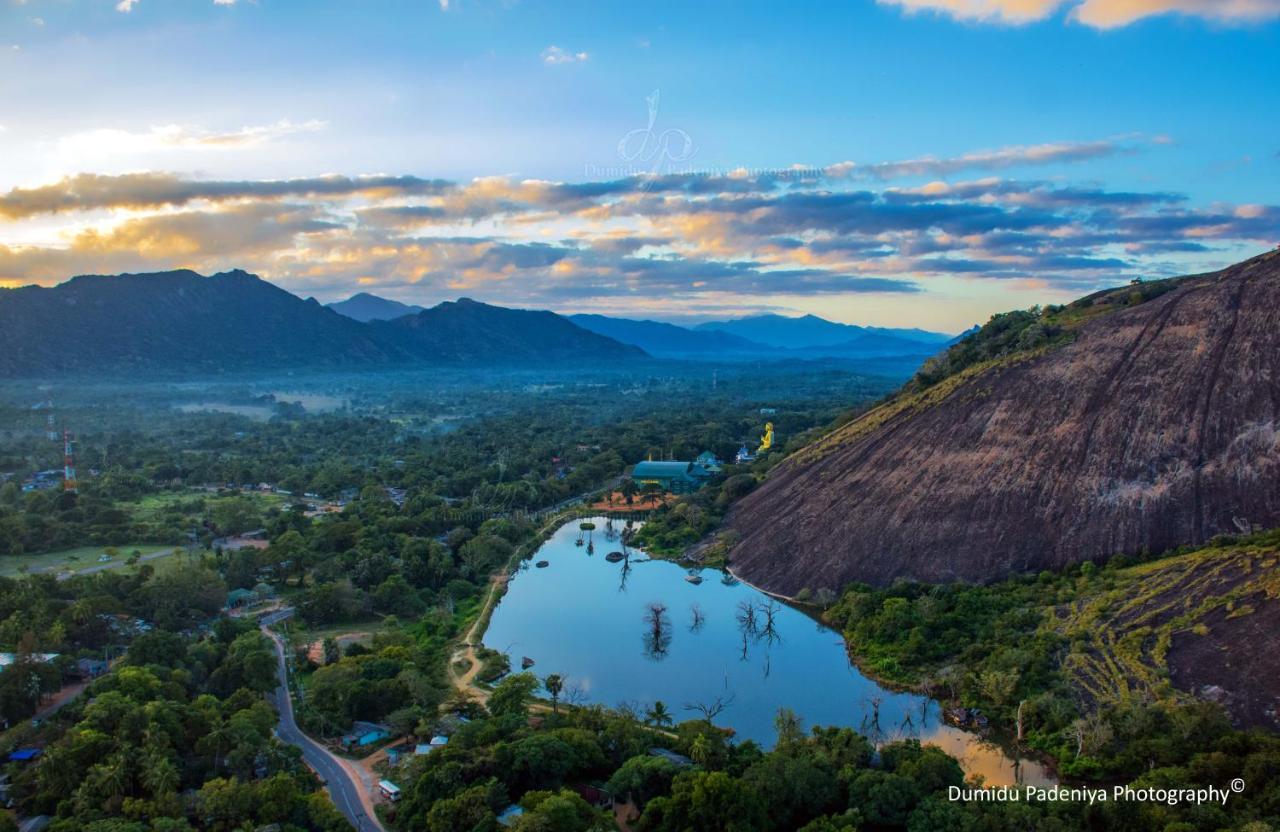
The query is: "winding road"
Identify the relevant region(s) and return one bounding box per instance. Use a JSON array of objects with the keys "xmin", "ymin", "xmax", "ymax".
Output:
[{"xmin": 260, "ymin": 610, "xmax": 385, "ymax": 832}]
